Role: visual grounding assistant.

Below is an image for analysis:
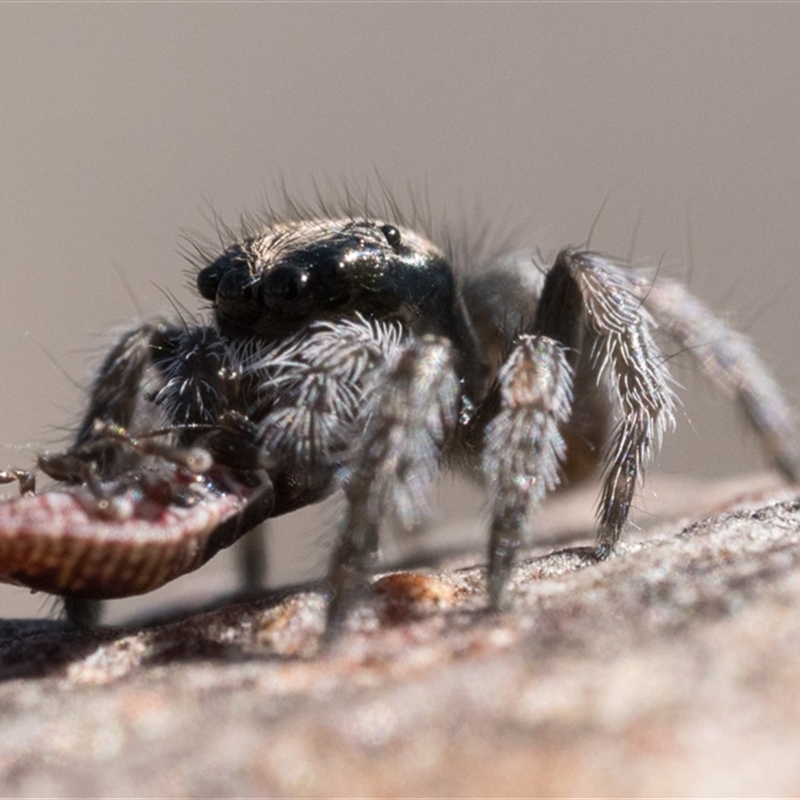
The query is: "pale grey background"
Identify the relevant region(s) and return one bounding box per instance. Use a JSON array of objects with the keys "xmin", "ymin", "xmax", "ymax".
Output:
[{"xmin": 1, "ymin": 4, "xmax": 799, "ymax": 620}]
